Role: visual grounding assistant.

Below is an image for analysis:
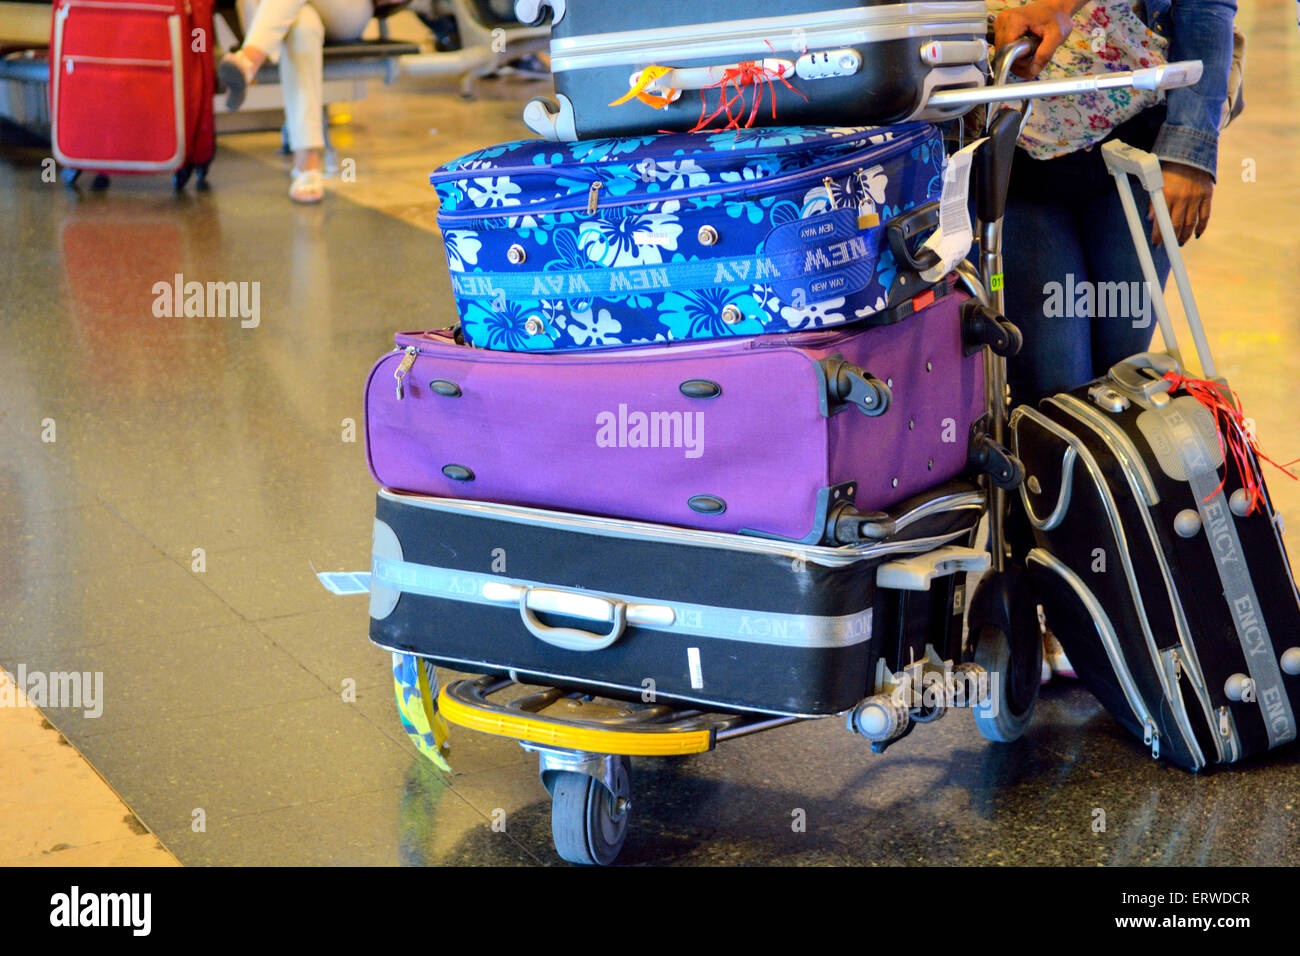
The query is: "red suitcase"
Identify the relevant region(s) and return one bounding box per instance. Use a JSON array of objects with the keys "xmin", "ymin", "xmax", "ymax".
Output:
[{"xmin": 50, "ymin": 0, "xmax": 216, "ymax": 189}]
